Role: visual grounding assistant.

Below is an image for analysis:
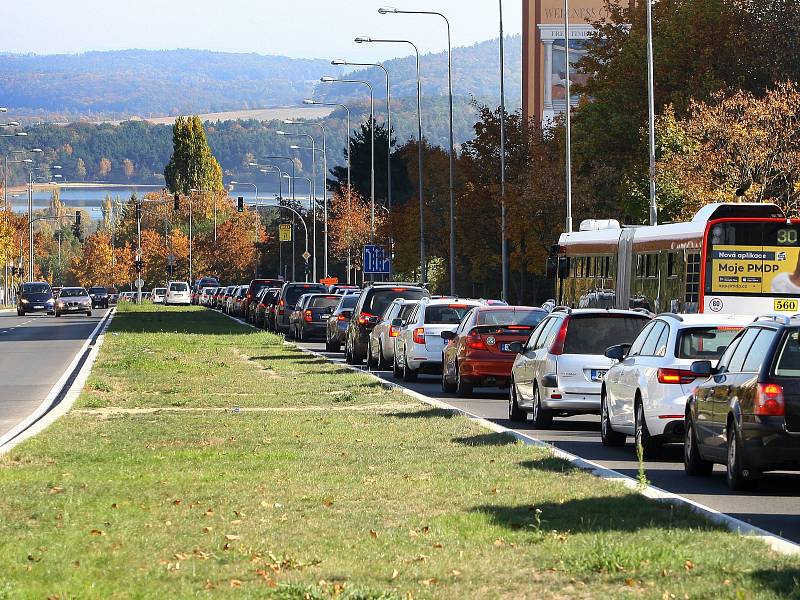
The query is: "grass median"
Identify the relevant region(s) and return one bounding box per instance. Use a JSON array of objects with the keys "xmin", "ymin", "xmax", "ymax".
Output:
[{"xmin": 1, "ymin": 303, "xmax": 798, "ymax": 599}]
